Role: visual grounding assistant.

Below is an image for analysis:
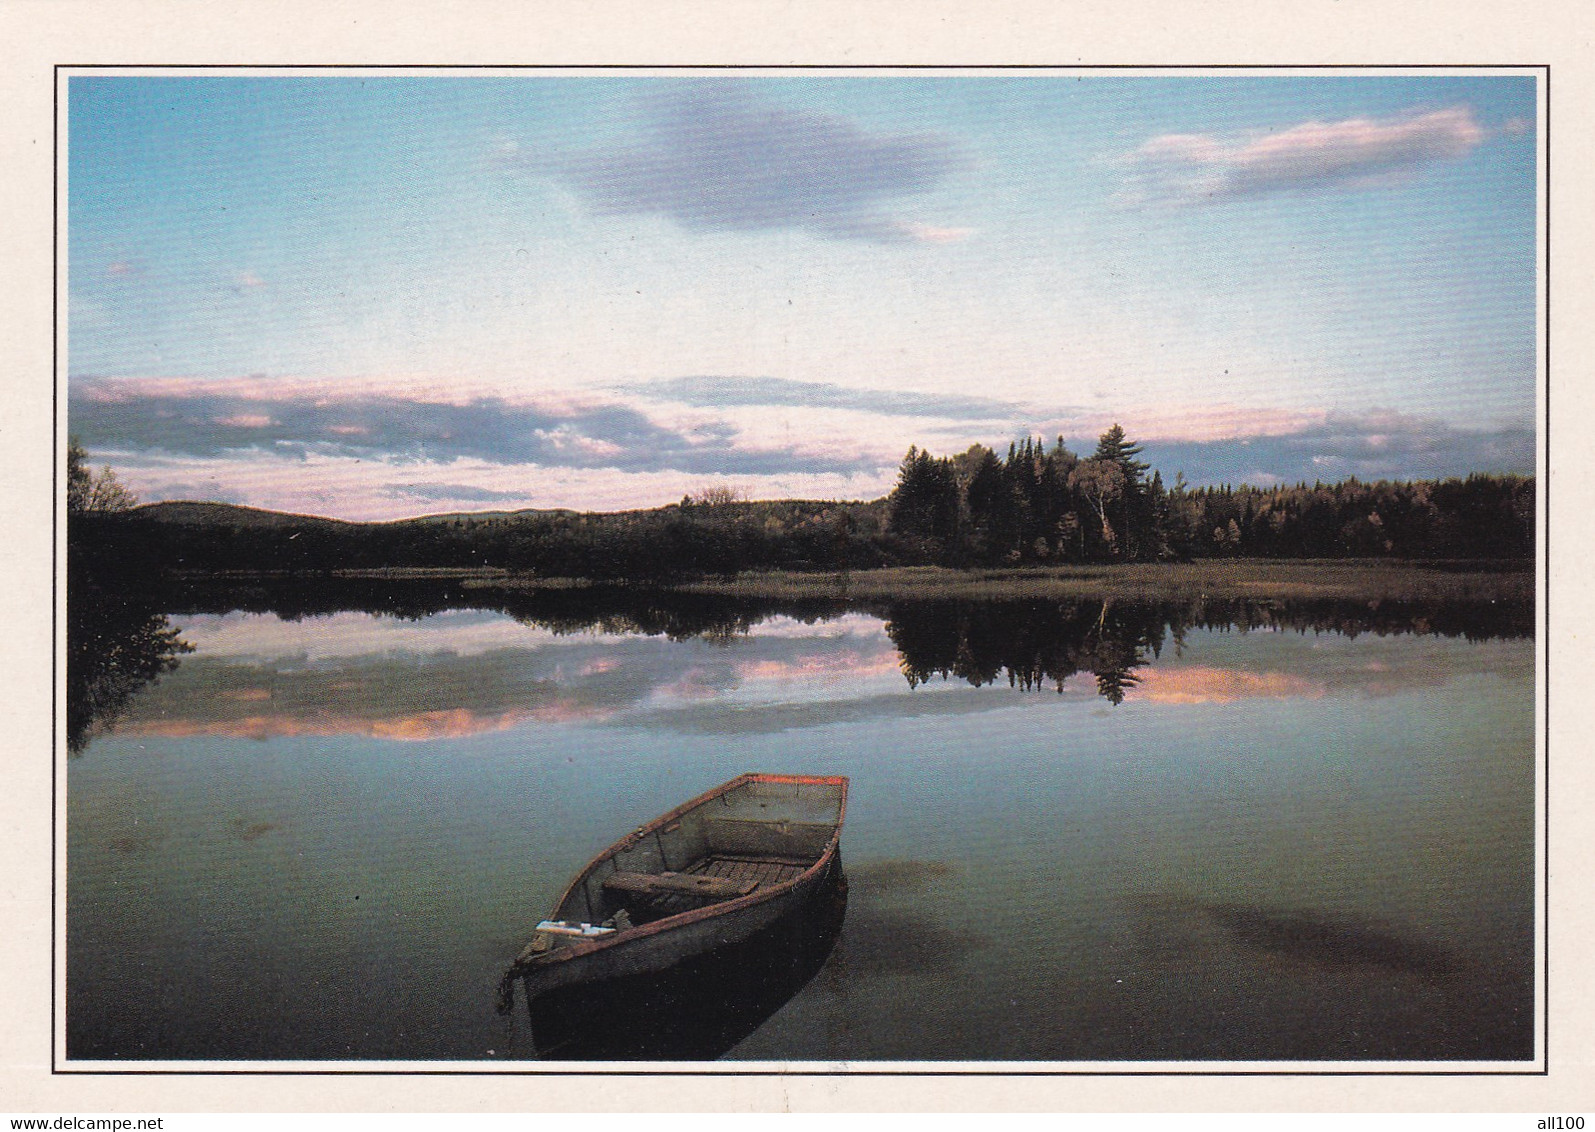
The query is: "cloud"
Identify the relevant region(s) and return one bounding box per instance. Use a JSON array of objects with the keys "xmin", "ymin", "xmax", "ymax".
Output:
[
  {"xmin": 1139, "ymin": 410, "xmax": 1534, "ymax": 486},
  {"xmin": 68, "ymin": 293, "xmax": 111, "ymax": 329},
  {"xmin": 381, "ymin": 482, "xmax": 534, "ymax": 504},
  {"xmin": 626, "ymin": 375, "xmax": 1023, "ymax": 420},
  {"xmin": 550, "ymin": 84, "xmax": 963, "ymax": 242},
  {"xmin": 139, "ymin": 480, "xmax": 246, "ymax": 505},
  {"xmin": 1123, "ymin": 106, "xmax": 1487, "ymax": 205},
  {"xmin": 69, "ymin": 376, "xmax": 879, "ymax": 479},
  {"xmin": 904, "ymin": 224, "xmax": 975, "ymax": 244},
  {"xmin": 215, "ymin": 413, "xmax": 274, "ymax": 429}
]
